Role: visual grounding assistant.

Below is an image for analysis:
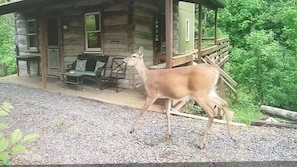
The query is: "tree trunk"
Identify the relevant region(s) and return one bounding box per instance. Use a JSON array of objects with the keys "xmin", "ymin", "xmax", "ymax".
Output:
[
  {"xmin": 260, "ymin": 105, "xmax": 297, "ymax": 121},
  {"xmin": 251, "ymin": 120, "xmax": 297, "ymax": 129},
  {"xmin": 0, "ymin": 63, "xmax": 7, "ymax": 76}
]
